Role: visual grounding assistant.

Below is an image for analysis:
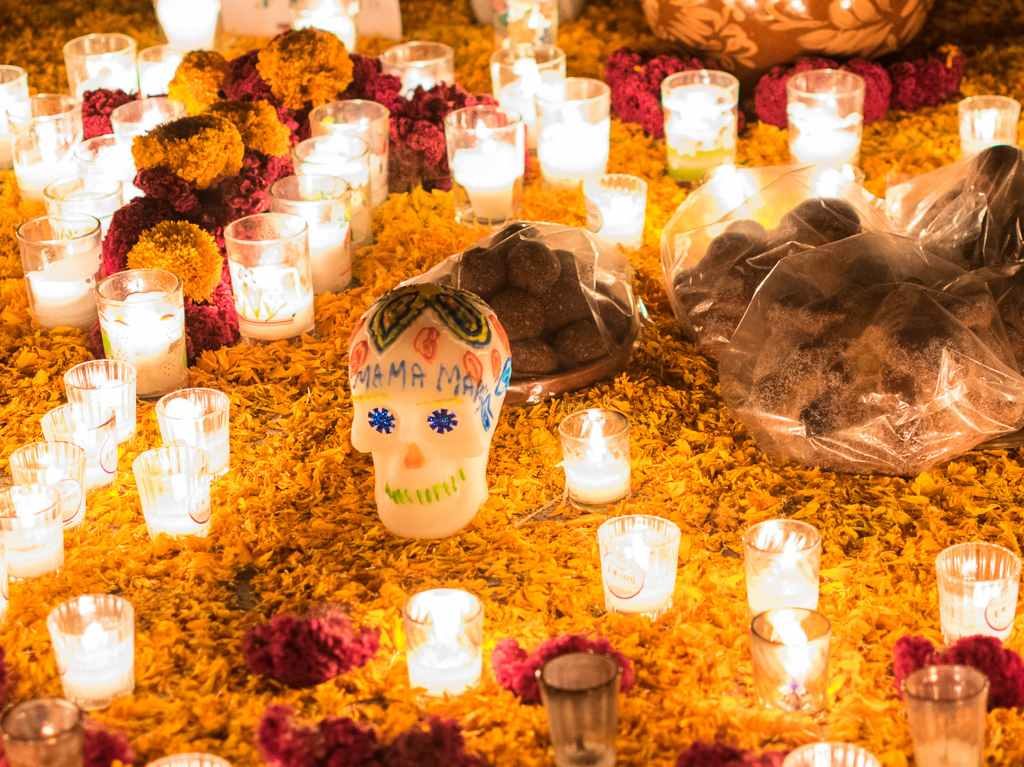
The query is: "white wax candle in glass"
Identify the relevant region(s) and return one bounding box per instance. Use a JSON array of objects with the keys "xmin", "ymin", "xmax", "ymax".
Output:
[
  {"xmin": 11, "ymin": 94, "xmax": 82, "ymax": 203},
  {"xmin": 44, "ymin": 178, "xmax": 123, "ymax": 236},
  {"xmin": 743, "ymin": 519, "xmax": 821, "ymax": 616},
  {"xmin": 958, "ymin": 95, "xmax": 1021, "ymax": 157},
  {"xmin": 403, "ymin": 588, "xmax": 483, "ymax": 697},
  {"xmin": 293, "ymin": 134, "xmax": 371, "ymax": 244},
  {"xmin": 787, "ymin": 69, "xmax": 865, "ymax": 169},
  {"xmin": 63, "ymin": 34, "xmax": 138, "ymax": 98},
  {"xmin": 74, "ymin": 135, "xmax": 141, "ymax": 201},
  {"xmin": 750, "ymin": 607, "xmax": 831, "ymax": 713},
  {"xmin": 147, "ymin": 755, "xmax": 232, "ymax": 767},
  {"xmin": 559, "ymin": 408, "xmax": 630, "ymax": 507},
  {"xmin": 537, "ymin": 77, "xmax": 611, "ymax": 188},
  {"xmin": 490, "ymin": 45, "xmax": 566, "ymax": 150},
  {"xmin": 47, "ymin": 594, "xmax": 135, "ymax": 711},
  {"xmin": 494, "ymin": 0, "xmax": 558, "ymax": 48},
  {"xmin": 63, "ymin": 359, "xmax": 138, "ymax": 443},
  {"xmin": 584, "ymin": 173, "xmax": 647, "ymax": 254},
  {"xmin": 110, "ymin": 96, "xmax": 186, "ymax": 139},
  {"xmin": 156, "ymin": 388, "xmax": 231, "ymax": 477},
  {"xmin": 0, "ymin": 484, "xmax": 63, "ymax": 580},
  {"xmin": 133, "ymin": 445, "xmax": 212, "ymax": 538},
  {"xmin": 0, "ymin": 699, "xmax": 84, "ymax": 767},
  {"xmin": 292, "ymin": 0, "xmax": 359, "ymax": 50},
  {"xmin": 9, "ymin": 442, "xmax": 87, "ymax": 529},
  {"xmin": 154, "ymin": 0, "xmax": 221, "ymax": 51},
  {"xmin": 380, "ymin": 41, "xmax": 455, "ymax": 97},
  {"xmin": 782, "ymin": 743, "xmax": 881, "ymax": 767},
  {"xmin": 41, "ymin": 403, "xmax": 118, "ymax": 491},
  {"xmin": 936, "ymin": 541, "xmax": 1021, "ymax": 643},
  {"xmin": 661, "ymin": 69, "xmax": 739, "ymax": 183},
  {"xmin": 309, "ymin": 99, "xmax": 390, "ymax": 207},
  {"xmin": 598, "ymin": 515, "xmax": 680, "ymax": 619},
  {"xmin": 0, "ymin": 65, "xmax": 30, "ymax": 170},
  {"xmin": 138, "ymin": 45, "xmax": 184, "ymax": 97}
]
